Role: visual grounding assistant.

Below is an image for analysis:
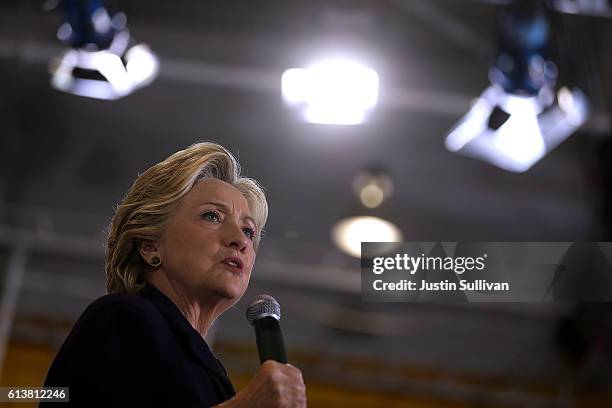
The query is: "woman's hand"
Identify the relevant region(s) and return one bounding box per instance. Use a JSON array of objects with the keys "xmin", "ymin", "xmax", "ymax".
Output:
[{"xmin": 218, "ymin": 360, "xmax": 306, "ymax": 408}]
